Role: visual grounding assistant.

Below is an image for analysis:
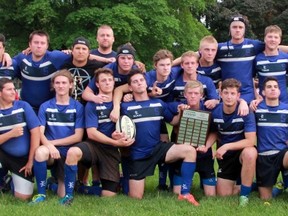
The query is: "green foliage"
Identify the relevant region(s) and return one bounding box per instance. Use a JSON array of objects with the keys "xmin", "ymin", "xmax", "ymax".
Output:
[
  {"xmin": 0, "ymin": 0, "xmax": 211, "ymax": 68},
  {"xmin": 205, "ymin": 0, "xmax": 288, "ymax": 44}
]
